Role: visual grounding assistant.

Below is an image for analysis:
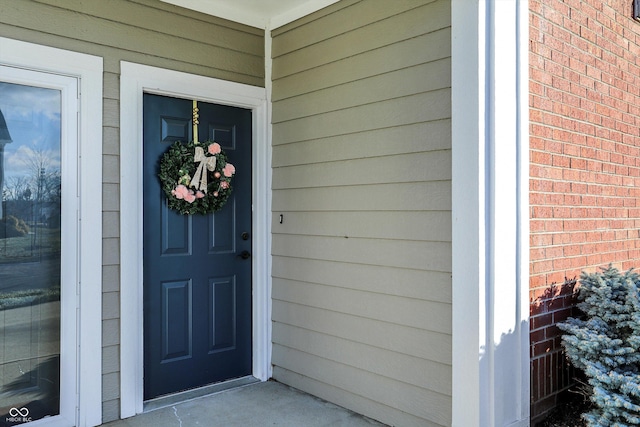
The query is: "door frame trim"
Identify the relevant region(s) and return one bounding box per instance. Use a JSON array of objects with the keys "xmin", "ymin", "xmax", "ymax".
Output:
[
  {"xmin": 119, "ymin": 62, "xmax": 270, "ymax": 417},
  {"xmin": 0, "ymin": 37, "xmax": 103, "ymax": 427}
]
